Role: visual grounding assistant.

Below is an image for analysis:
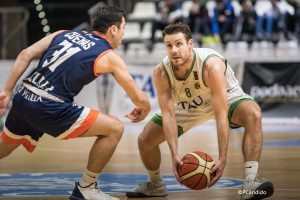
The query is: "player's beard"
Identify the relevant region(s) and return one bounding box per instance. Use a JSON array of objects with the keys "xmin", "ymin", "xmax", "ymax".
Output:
[{"xmin": 172, "ymin": 51, "xmax": 191, "ymax": 68}]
